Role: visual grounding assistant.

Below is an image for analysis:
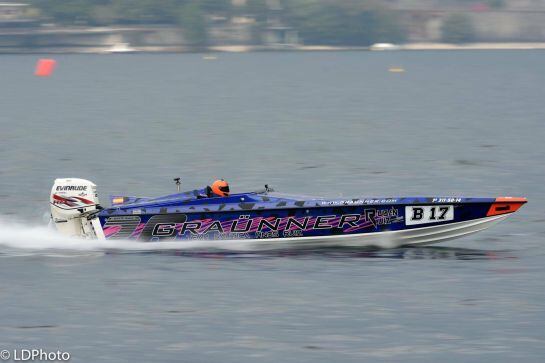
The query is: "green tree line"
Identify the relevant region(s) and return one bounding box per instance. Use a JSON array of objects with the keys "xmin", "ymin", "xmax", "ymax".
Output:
[
  {"xmin": 285, "ymin": 0, "xmax": 405, "ymax": 45},
  {"xmin": 29, "ymin": 0, "xmax": 406, "ymax": 45}
]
